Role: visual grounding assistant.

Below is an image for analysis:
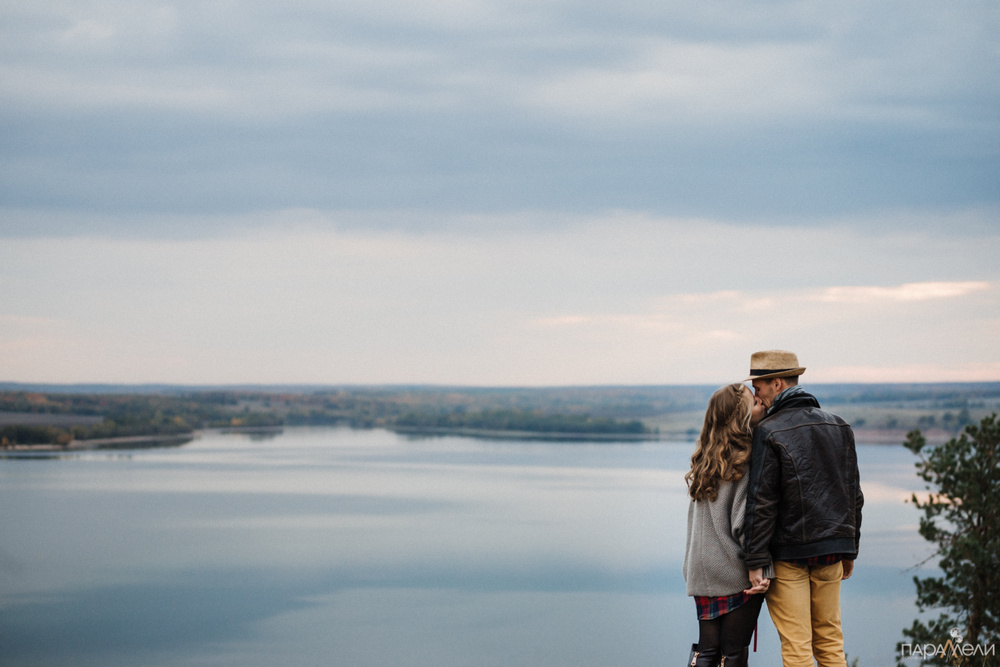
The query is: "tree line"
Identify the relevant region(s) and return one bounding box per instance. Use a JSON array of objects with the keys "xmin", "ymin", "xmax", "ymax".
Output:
[
  {"xmin": 0, "ymin": 391, "xmax": 281, "ymax": 447},
  {"xmin": 0, "ymin": 390, "xmax": 650, "ymax": 447},
  {"xmin": 393, "ymin": 409, "xmax": 649, "ymax": 435}
]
